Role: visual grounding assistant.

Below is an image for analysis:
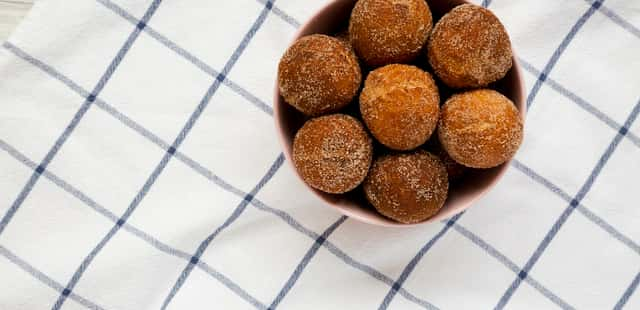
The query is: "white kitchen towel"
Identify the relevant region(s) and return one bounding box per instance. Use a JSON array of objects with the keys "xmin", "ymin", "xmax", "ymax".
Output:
[{"xmin": 0, "ymin": 0, "xmax": 639, "ymax": 309}]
